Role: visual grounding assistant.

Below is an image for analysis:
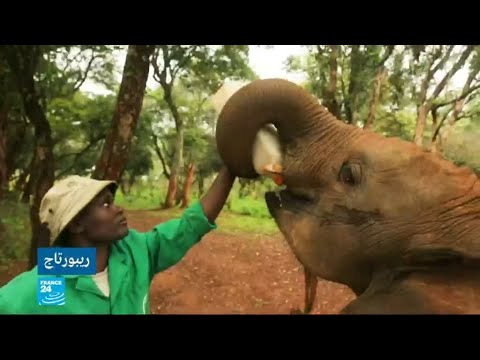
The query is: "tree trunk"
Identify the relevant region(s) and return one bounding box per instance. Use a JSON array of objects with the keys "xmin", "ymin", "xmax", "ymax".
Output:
[
  {"xmin": 198, "ymin": 176, "xmax": 204, "ymax": 197},
  {"xmin": 414, "ymin": 103, "xmax": 430, "ymax": 147},
  {"xmin": 163, "ymin": 128, "xmax": 184, "ymax": 208},
  {"xmin": 181, "ymin": 163, "xmax": 195, "ymax": 208},
  {"xmin": 25, "ymin": 109, "xmax": 55, "ymax": 270},
  {"xmin": 93, "ymin": 45, "xmax": 154, "ymax": 181},
  {"xmin": 432, "ymin": 100, "xmax": 464, "ymax": 153},
  {"xmin": 323, "ymin": 45, "xmax": 340, "ymax": 118},
  {"xmin": 174, "ymin": 179, "xmax": 185, "ymax": 207},
  {"xmin": 21, "ymin": 156, "xmax": 35, "ymax": 203},
  {"xmin": 345, "ymin": 45, "xmax": 361, "ymax": 126},
  {"xmin": 119, "ymin": 177, "xmax": 128, "ymax": 195},
  {"xmin": 430, "ymin": 136, "xmax": 442, "ymax": 153},
  {"xmin": 15, "ymin": 168, "xmax": 29, "ymax": 192},
  {"xmin": 429, "ymin": 107, "xmax": 442, "ymax": 153},
  {"xmin": 162, "ymin": 86, "xmax": 184, "ymax": 209},
  {"xmin": 2, "ymin": 45, "xmax": 55, "ymax": 269},
  {"xmin": 152, "ymin": 135, "xmax": 170, "ymax": 179},
  {"xmin": 152, "ymin": 46, "xmax": 187, "ymax": 209},
  {"xmin": 364, "ymin": 67, "xmax": 387, "ymax": 131},
  {"xmin": 0, "ymin": 105, "xmax": 8, "ymax": 198},
  {"xmin": 164, "ymin": 167, "xmax": 178, "ymax": 208}
]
